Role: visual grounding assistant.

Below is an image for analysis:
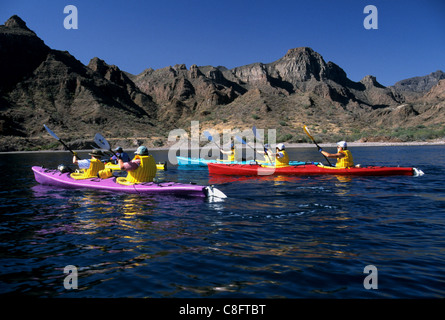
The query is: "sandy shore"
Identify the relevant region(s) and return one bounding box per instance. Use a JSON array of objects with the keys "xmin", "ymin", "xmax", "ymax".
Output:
[
  {"xmin": 286, "ymin": 139, "xmax": 445, "ymax": 148},
  {"xmin": 1, "ymin": 139, "xmax": 444, "ymax": 154}
]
